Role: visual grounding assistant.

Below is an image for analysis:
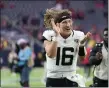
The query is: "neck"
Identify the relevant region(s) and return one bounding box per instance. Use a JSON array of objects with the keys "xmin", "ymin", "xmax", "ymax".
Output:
[{"xmin": 60, "ymin": 33, "xmax": 71, "ymax": 39}]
